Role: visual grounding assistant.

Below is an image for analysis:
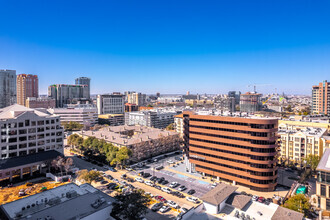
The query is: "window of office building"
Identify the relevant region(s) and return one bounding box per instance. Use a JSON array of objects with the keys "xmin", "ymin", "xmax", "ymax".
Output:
[
  {"xmin": 327, "ymin": 199, "xmax": 330, "ymax": 210},
  {"xmin": 321, "ymin": 184, "xmax": 326, "ymax": 196}
]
